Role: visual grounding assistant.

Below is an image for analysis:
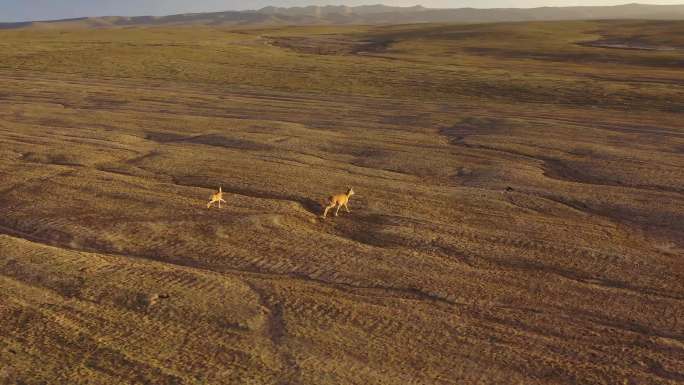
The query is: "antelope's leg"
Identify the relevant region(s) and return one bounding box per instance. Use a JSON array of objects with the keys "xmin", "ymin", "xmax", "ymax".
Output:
[
  {"xmin": 335, "ymin": 204, "xmax": 341, "ymax": 216},
  {"xmin": 344, "ymin": 203, "xmax": 350, "ymax": 213},
  {"xmin": 324, "ymin": 203, "xmax": 336, "ymax": 218}
]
